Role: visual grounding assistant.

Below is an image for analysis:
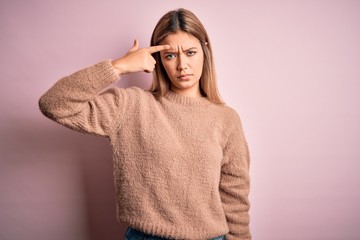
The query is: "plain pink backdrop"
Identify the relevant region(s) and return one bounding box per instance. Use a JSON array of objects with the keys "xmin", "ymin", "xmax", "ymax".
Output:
[{"xmin": 1, "ymin": 1, "xmax": 359, "ymax": 239}]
